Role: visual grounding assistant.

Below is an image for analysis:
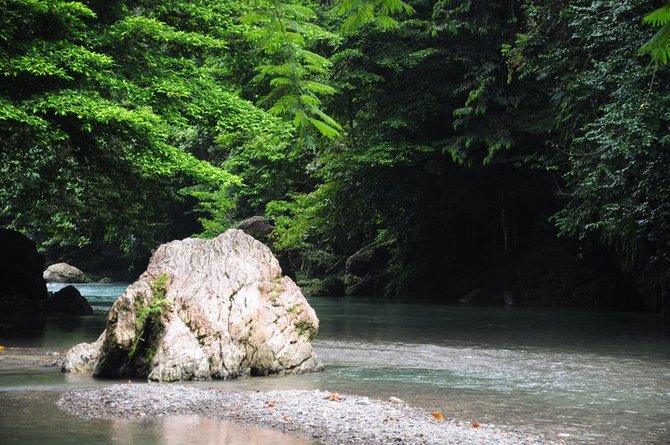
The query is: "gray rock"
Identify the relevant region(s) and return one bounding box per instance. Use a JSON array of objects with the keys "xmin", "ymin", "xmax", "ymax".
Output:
[
  {"xmin": 344, "ymin": 239, "xmax": 395, "ymax": 296},
  {"xmin": 235, "ymin": 216, "xmax": 274, "ymax": 245},
  {"xmin": 44, "ymin": 262, "xmax": 90, "ymax": 283},
  {"xmin": 46, "ymin": 285, "xmax": 93, "ymax": 315},
  {"xmin": 63, "ymin": 229, "xmax": 323, "ymax": 381},
  {"xmin": 61, "ymin": 335, "xmax": 103, "ymax": 373}
]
